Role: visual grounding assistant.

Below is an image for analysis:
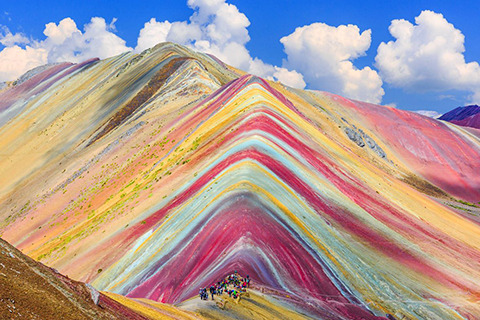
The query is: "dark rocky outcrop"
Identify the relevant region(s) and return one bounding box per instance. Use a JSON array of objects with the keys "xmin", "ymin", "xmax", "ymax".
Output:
[{"xmin": 345, "ymin": 126, "xmax": 386, "ymax": 158}]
